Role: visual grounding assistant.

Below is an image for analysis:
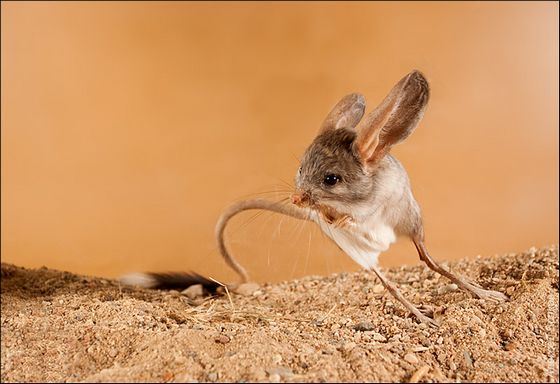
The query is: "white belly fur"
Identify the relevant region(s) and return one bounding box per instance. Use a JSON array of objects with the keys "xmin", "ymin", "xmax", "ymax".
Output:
[{"xmin": 314, "ymin": 212, "xmax": 396, "ymax": 270}]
